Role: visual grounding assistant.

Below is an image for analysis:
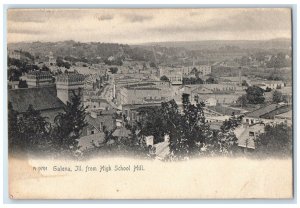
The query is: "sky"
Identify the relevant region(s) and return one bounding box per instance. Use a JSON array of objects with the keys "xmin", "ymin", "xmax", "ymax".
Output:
[{"xmin": 7, "ymin": 8, "xmax": 292, "ymax": 44}]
